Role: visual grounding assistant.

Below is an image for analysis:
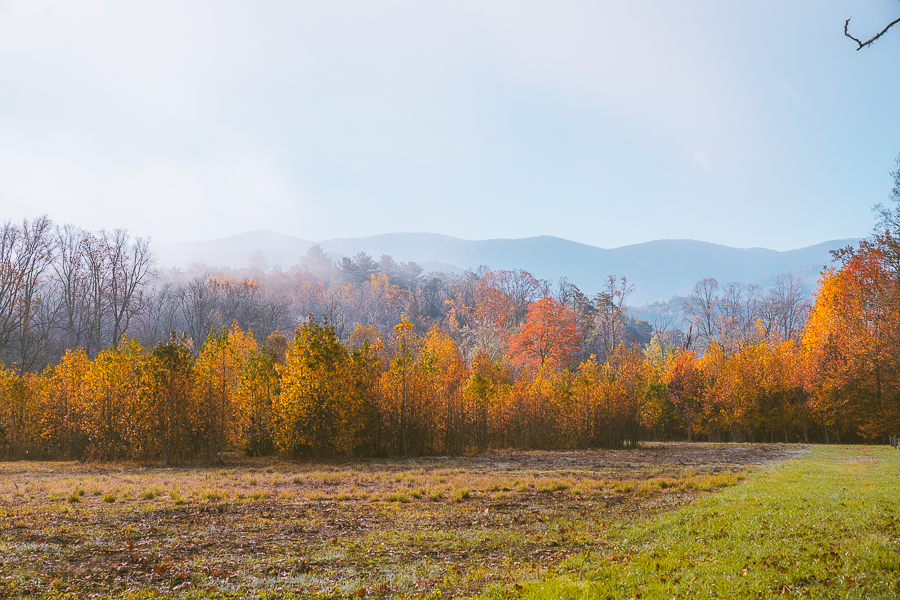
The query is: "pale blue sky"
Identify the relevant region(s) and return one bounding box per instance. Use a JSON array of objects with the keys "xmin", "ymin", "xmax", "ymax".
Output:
[{"xmin": 0, "ymin": 1, "xmax": 898, "ymax": 250}]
